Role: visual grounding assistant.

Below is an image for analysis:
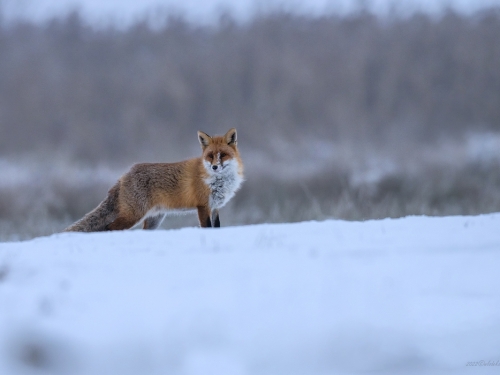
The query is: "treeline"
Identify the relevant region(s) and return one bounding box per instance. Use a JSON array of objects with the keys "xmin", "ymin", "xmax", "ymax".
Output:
[
  {"xmin": 1, "ymin": 9, "xmax": 500, "ymax": 162},
  {"xmin": 2, "ymin": 9, "xmax": 500, "ymax": 239}
]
